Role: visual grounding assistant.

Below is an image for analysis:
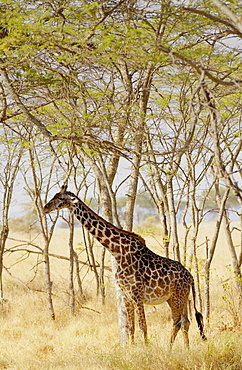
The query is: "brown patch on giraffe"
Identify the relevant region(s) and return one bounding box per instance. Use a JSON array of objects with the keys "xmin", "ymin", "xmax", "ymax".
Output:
[
  {"xmin": 99, "ymin": 221, "xmax": 105, "ymax": 230},
  {"xmin": 121, "ymin": 238, "xmax": 129, "ymax": 245},
  {"xmin": 111, "ymin": 236, "xmax": 119, "ymax": 244},
  {"xmin": 103, "ymin": 239, "xmax": 110, "ymax": 246},
  {"xmin": 105, "ymin": 228, "xmax": 111, "ymax": 237},
  {"xmin": 92, "ymin": 220, "xmax": 98, "ymax": 228}
]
